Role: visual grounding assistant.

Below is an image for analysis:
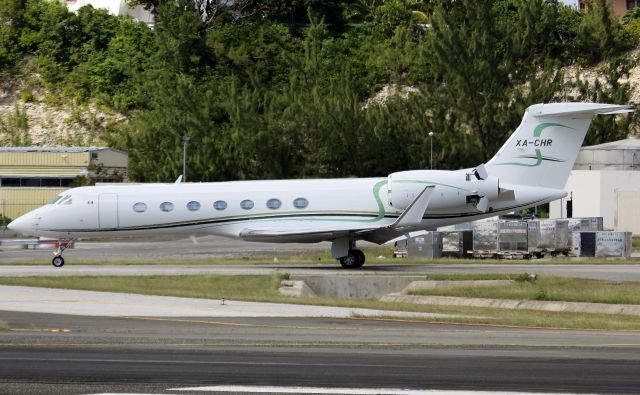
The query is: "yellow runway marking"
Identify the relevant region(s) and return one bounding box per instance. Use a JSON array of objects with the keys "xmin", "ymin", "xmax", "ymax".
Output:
[{"xmin": 124, "ymin": 316, "xmax": 323, "ymax": 330}]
